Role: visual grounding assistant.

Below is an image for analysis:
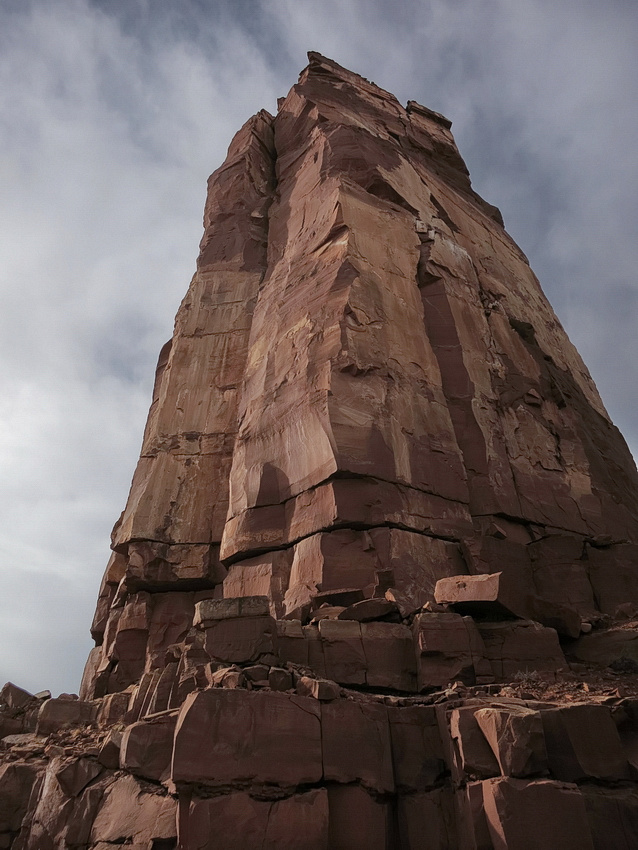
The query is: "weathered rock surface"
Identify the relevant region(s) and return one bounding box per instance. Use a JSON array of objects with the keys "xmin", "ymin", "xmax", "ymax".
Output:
[
  {"xmin": 81, "ymin": 52, "xmax": 638, "ymax": 703},
  {"xmin": 6, "ymin": 52, "xmax": 638, "ymax": 849}
]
